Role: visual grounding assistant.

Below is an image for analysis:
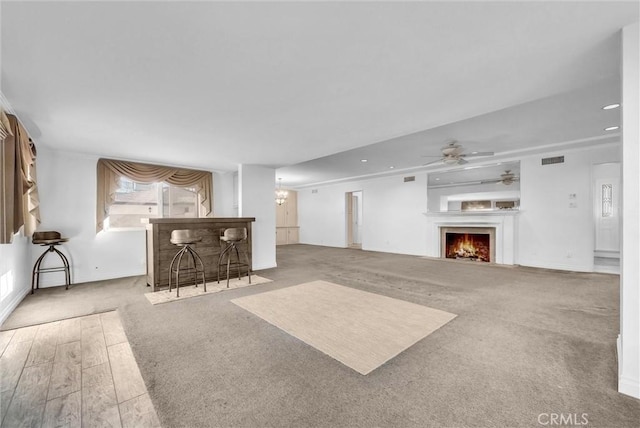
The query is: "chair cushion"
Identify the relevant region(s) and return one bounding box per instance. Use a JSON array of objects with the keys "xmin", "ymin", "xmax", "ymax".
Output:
[
  {"xmin": 32, "ymin": 231, "xmax": 67, "ymax": 245},
  {"xmin": 33, "ymin": 231, "xmax": 61, "ymax": 241},
  {"xmin": 220, "ymin": 228, "xmax": 247, "ymax": 242},
  {"xmin": 170, "ymin": 229, "xmax": 201, "ymax": 245}
]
